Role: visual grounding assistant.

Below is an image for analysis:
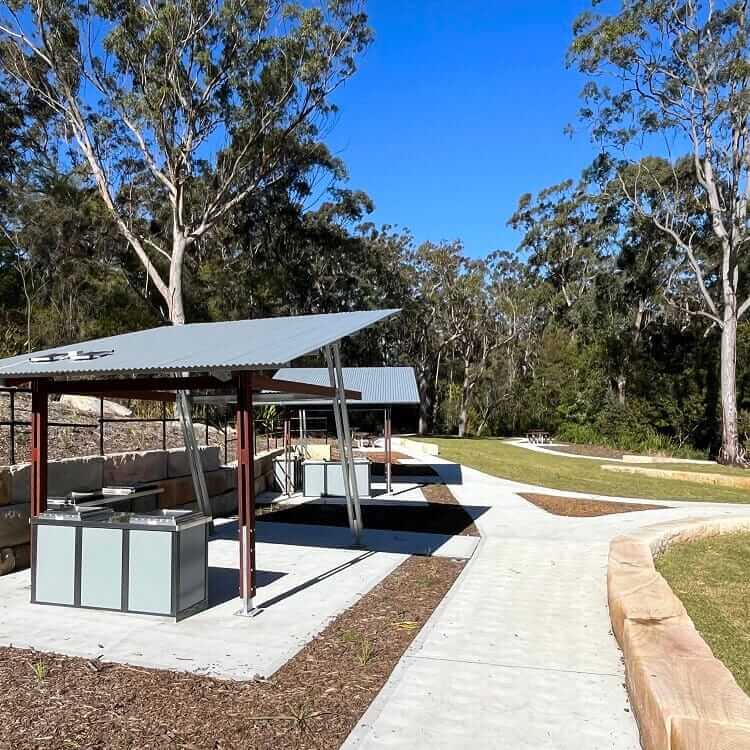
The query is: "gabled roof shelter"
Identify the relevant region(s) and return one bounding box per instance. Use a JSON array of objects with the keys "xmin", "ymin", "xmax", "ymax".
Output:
[
  {"xmin": 260, "ymin": 366, "xmax": 419, "ymax": 406},
  {"xmin": 0, "ymin": 309, "xmax": 399, "ymax": 617},
  {"xmin": 261, "ymin": 367, "xmax": 419, "ymax": 493}
]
